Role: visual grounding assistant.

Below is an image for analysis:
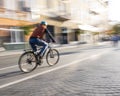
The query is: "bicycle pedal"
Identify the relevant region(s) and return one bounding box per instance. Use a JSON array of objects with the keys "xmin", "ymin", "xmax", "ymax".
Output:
[
  {"xmin": 38, "ymin": 63, "xmax": 42, "ymax": 65},
  {"xmin": 37, "ymin": 62, "xmax": 41, "ymax": 65}
]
